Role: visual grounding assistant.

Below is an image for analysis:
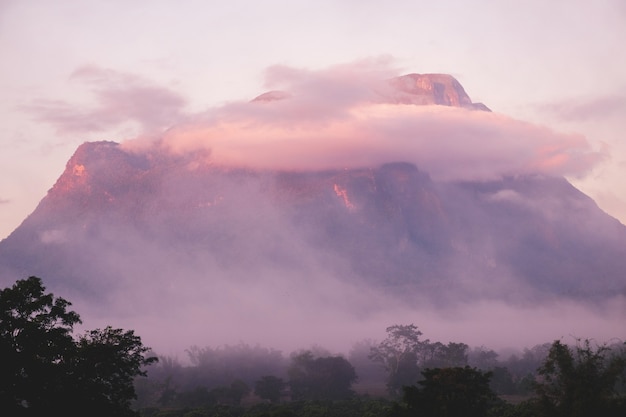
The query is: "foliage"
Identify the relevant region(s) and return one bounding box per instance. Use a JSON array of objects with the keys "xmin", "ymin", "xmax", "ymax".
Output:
[
  {"xmin": 533, "ymin": 339, "xmax": 626, "ymax": 417},
  {"xmin": 0, "ymin": 276, "xmax": 81, "ymax": 415},
  {"xmin": 489, "ymin": 366, "xmax": 517, "ymax": 395},
  {"xmin": 0, "ymin": 276, "xmax": 156, "ymax": 417},
  {"xmin": 288, "ymin": 351, "xmax": 357, "ymax": 400},
  {"xmin": 421, "ymin": 341, "xmax": 469, "ymax": 368},
  {"xmin": 228, "ymin": 379, "xmax": 251, "ymax": 405},
  {"xmin": 129, "ymin": 322, "xmax": 626, "ymax": 416},
  {"xmin": 401, "ymin": 366, "xmax": 498, "ymax": 417},
  {"xmin": 254, "ymin": 375, "xmax": 286, "ymax": 403},
  {"xmin": 71, "ymin": 326, "xmax": 157, "ymax": 414},
  {"xmin": 369, "ymin": 324, "xmax": 470, "ymax": 396},
  {"xmin": 348, "ymin": 338, "xmax": 387, "ymax": 390},
  {"xmin": 138, "ymin": 397, "xmax": 395, "ymax": 417},
  {"xmin": 369, "ymin": 324, "xmax": 425, "ymax": 396},
  {"xmin": 502, "ymin": 343, "xmax": 551, "ymax": 381},
  {"xmin": 468, "ymin": 346, "xmax": 500, "ymax": 369},
  {"xmin": 183, "ymin": 343, "xmax": 286, "ymax": 389}
]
